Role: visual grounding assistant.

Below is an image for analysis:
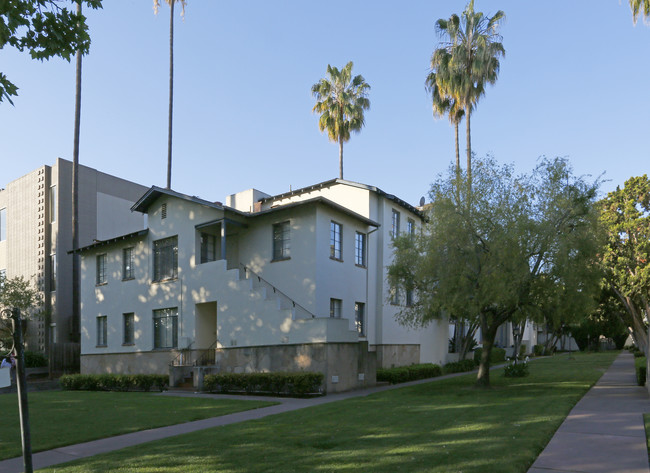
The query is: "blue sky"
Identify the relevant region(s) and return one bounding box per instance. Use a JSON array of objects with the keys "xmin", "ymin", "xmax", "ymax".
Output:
[{"xmin": 1, "ymin": 1, "xmax": 648, "ymax": 207}]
